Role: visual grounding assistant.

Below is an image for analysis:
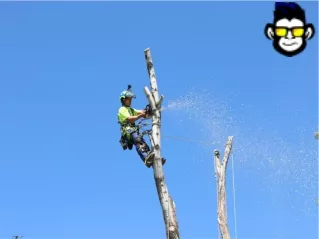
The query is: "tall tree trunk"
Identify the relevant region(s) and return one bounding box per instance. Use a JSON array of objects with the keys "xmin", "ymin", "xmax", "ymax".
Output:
[
  {"xmin": 214, "ymin": 136, "xmax": 234, "ymax": 239},
  {"xmin": 143, "ymin": 48, "xmax": 180, "ymax": 239}
]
